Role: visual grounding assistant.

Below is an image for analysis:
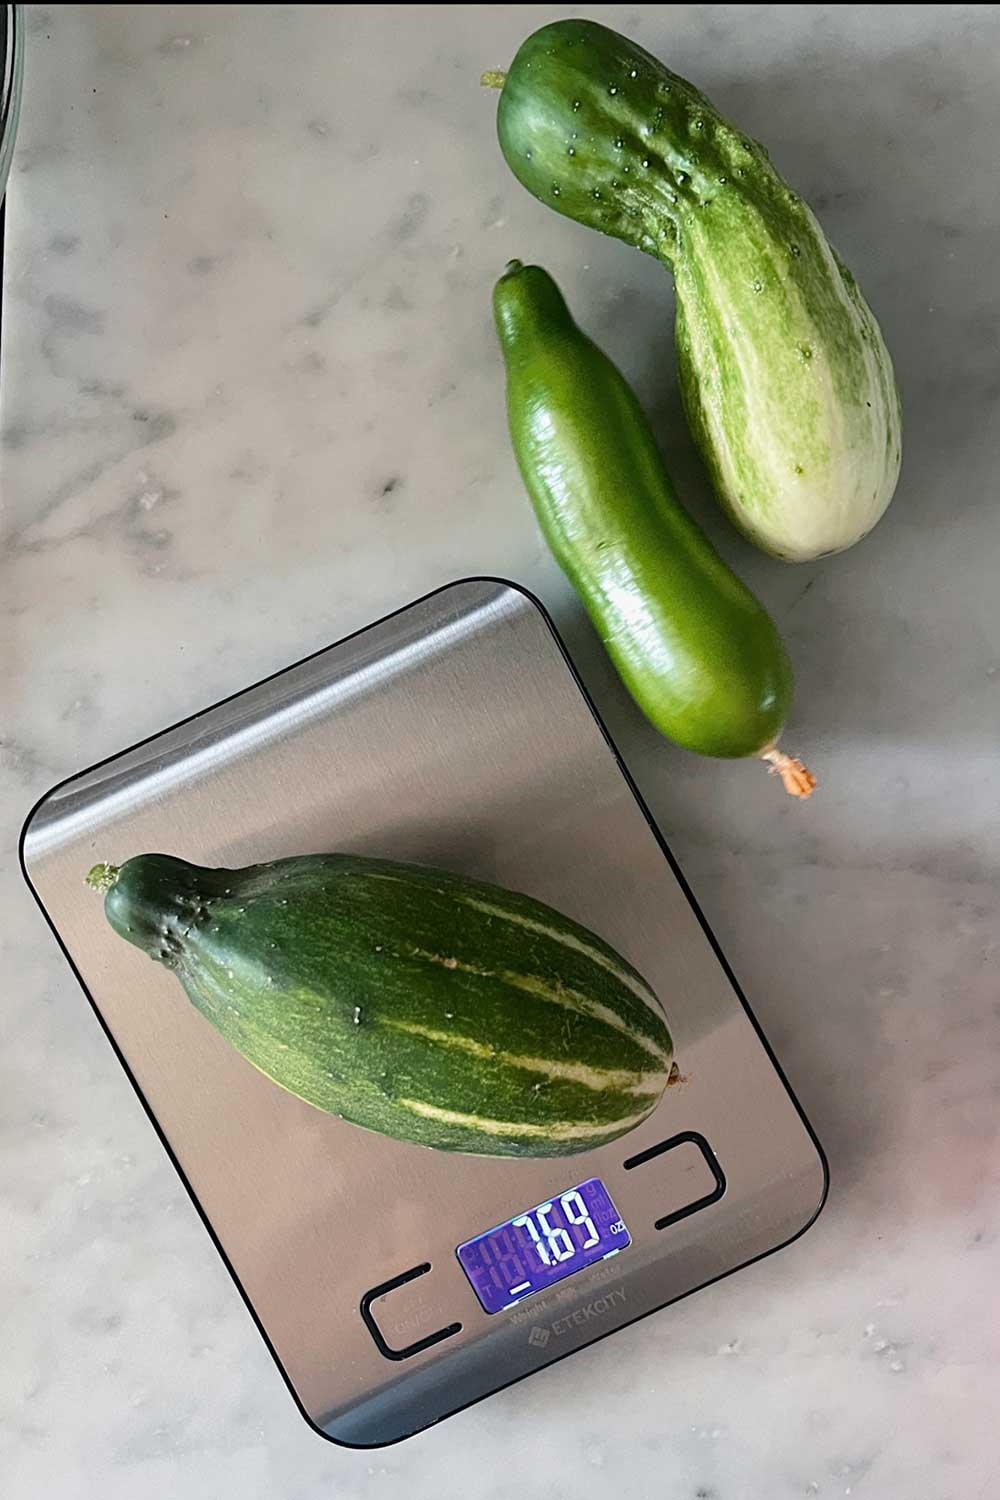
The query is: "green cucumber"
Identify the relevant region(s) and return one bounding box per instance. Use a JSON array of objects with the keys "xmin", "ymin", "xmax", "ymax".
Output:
[
  {"xmin": 495, "ymin": 260, "xmax": 813, "ymax": 793},
  {"xmin": 86, "ymin": 852, "xmax": 674, "ymax": 1158},
  {"xmin": 484, "ymin": 19, "xmax": 902, "ymax": 562}
]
